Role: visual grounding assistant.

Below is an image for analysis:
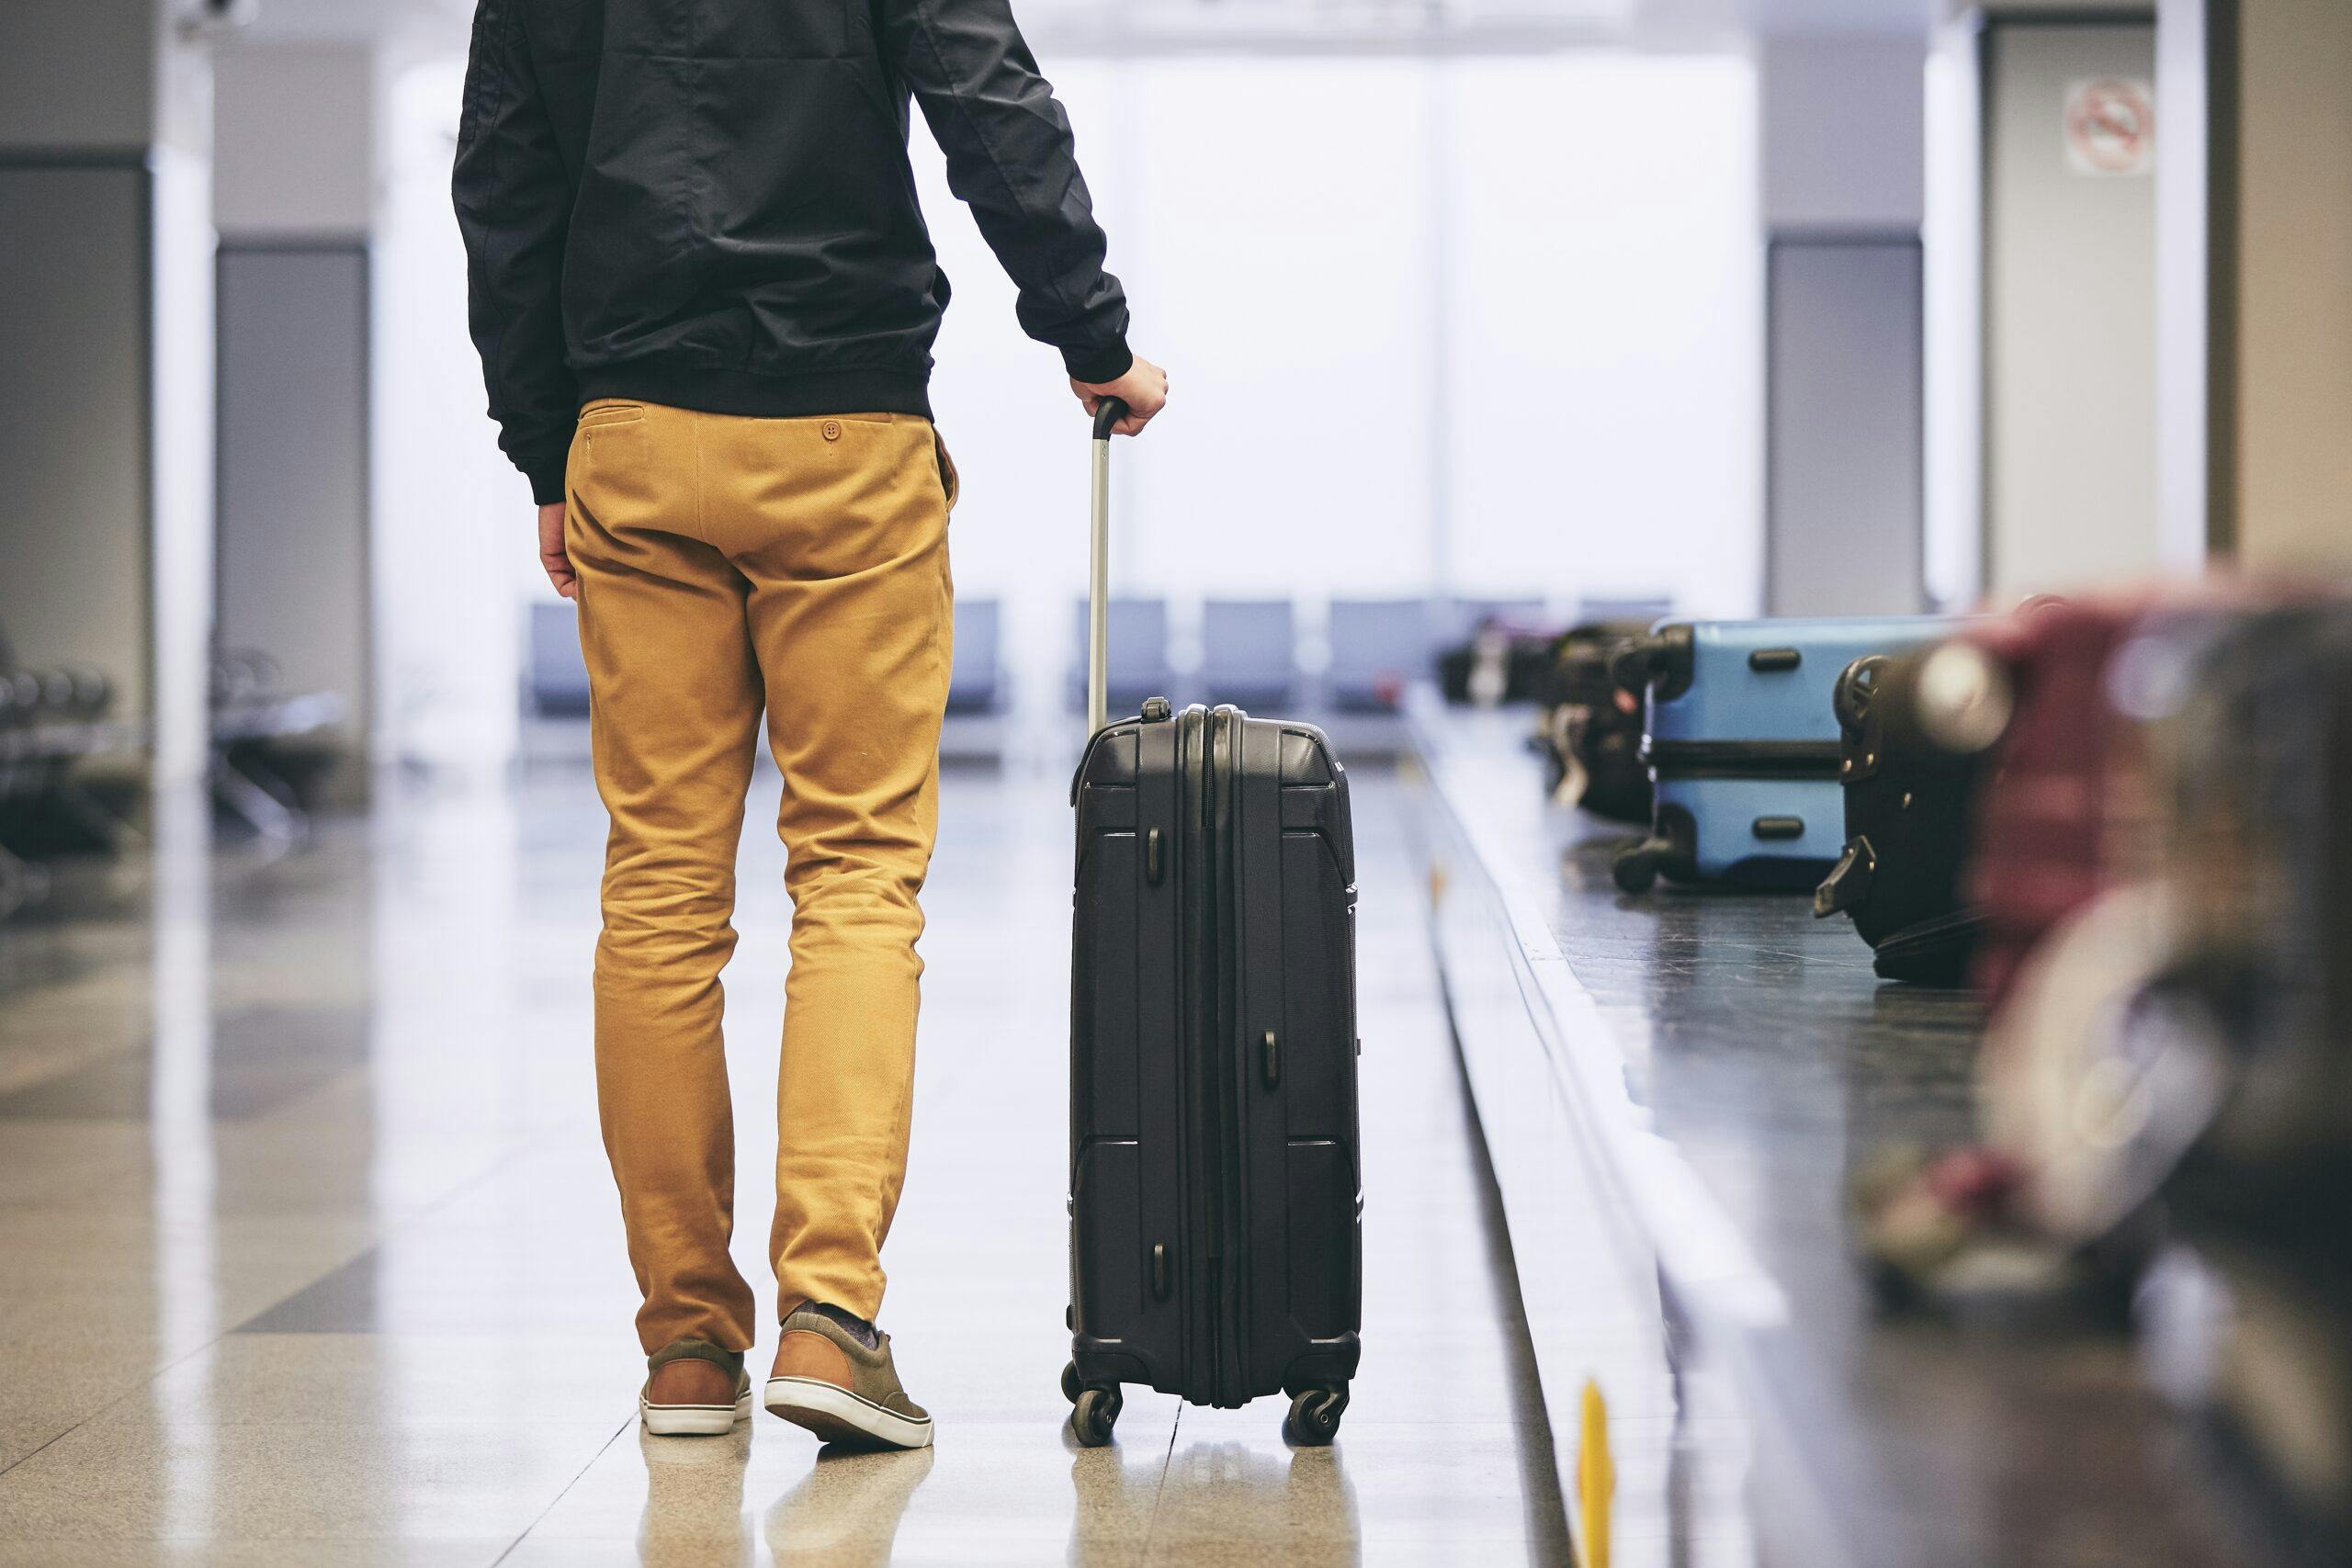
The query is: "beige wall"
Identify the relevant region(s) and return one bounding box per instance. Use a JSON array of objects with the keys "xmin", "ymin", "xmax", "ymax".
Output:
[
  {"xmin": 2227, "ymin": 0, "xmax": 2352, "ymax": 571},
  {"xmin": 1983, "ymin": 20, "xmax": 2160, "ymax": 596}
]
